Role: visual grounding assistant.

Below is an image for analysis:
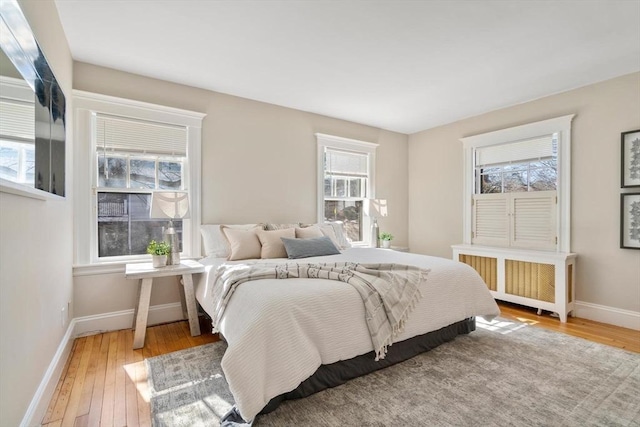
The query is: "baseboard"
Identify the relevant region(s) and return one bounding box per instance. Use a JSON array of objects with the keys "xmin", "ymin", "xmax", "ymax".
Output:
[
  {"xmin": 20, "ymin": 319, "xmax": 76, "ymax": 427},
  {"xmin": 574, "ymin": 300, "xmax": 640, "ymax": 331},
  {"xmin": 73, "ymin": 302, "xmax": 185, "ymax": 337},
  {"xmin": 20, "ymin": 302, "xmax": 185, "ymax": 426}
]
